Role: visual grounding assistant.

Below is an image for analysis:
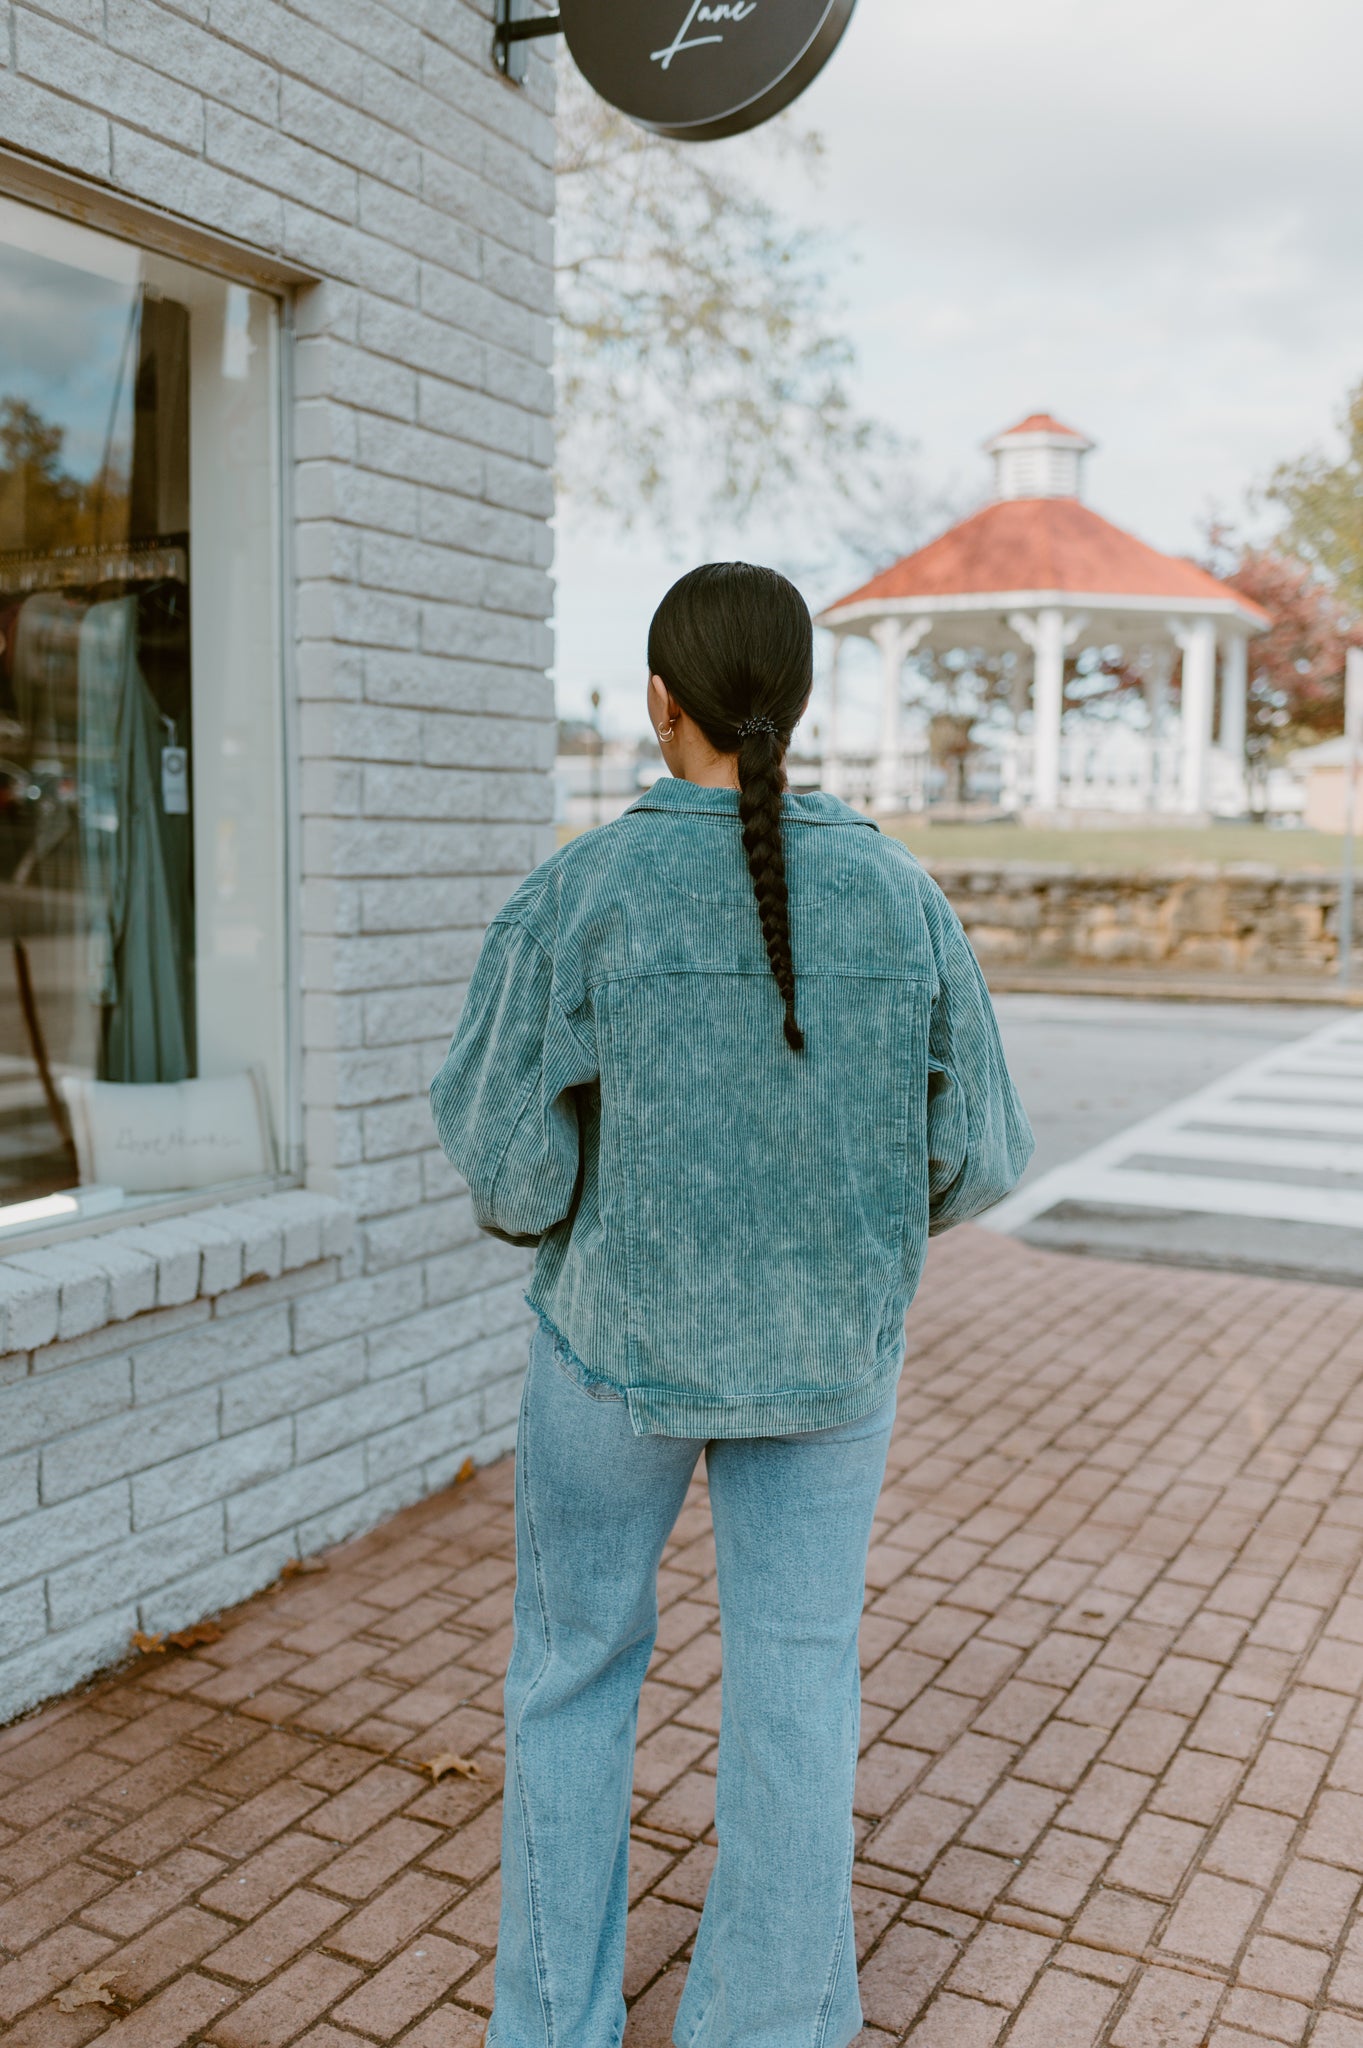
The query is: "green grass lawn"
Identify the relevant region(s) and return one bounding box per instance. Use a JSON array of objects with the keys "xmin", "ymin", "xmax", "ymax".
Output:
[
  {"xmin": 557, "ymin": 811, "xmax": 1349, "ymax": 872},
  {"xmin": 883, "ymin": 822, "xmax": 1349, "ymax": 872}
]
